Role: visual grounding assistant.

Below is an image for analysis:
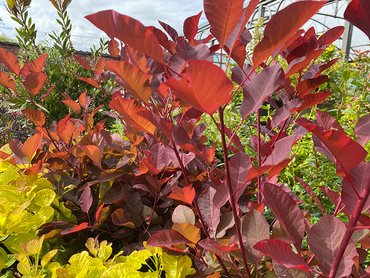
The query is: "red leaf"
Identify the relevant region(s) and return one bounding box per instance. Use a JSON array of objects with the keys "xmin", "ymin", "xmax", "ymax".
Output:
[
  {"xmin": 80, "ymin": 145, "xmax": 102, "ymax": 166},
  {"xmin": 229, "ymin": 152, "xmax": 252, "ymax": 202},
  {"xmin": 22, "ymin": 133, "xmax": 43, "ymax": 160},
  {"xmin": 293, "ymin": 91, "xmax": 330, "ymax": 113},
  {"xmin": 297, "ymin": 117, "xmax": 367, "ymax": 175},
  {"xmin": 241, "ymin": 210, "xmax": 270, "ymax": 263},
  {"xmin": 196, "ymin": 187, "xmax": 220, "ymax": 238},
  {"xmin": 79, "ymin": 77, "xmax": 100, "ymax": 89},
  {"xmin": 60, "ymin": 222, "xmax": 90, "ymax": 235},
  {"xmin": 23, "ymin": 72, "xmax": 47, "ymax": 96},
  {"xmin": 204, "ymin": 0, "xmax": 244, "ymax": 47},
  {"xmin": 254, "ymin": 239, "xmax": 310, "ymax": 272},
  {"xmin": 169, "ymin": 184, "xmax": 196, "ymax": 205},
  {"xmin": 355, "ymin": 114, "xmax": 370, "ymax": 146},
  {"xmin": 158, "ymin": 21, "xmax": 178, "ymax": 41},
  {"xmin": 183, "ymin": 12, "xmax": 202, "ymax": 44},
  {"xmin": 22, "ymin": 109, "xmax": 46, "ymax": 127},
  {"xmin": 263, "ymin": 133, "xmax": 304, "ymax": 166},
  {"xmin": 307, "ymin": 214, "xmax": 356, "ymax": 276},
  {"xmin": 105, "ymin": 60, "xmax": 152, "ymax": 102},
  {"xmin": 0, "ymin": 71, "xmax": 16, "ymax": 90},
  {"xmin": 74, "ymin": 55, "xmax": 91, "ymax": 71},
  {"xmin": 86, "ymin": 10, "xmax": 164, "ymax": 63},
  {"xmin": 295, "ymin": 177, "xmax": 325, "ymax": 214},
  {"xmin": 62, "ymin": 99, "xmax": 81, "ymax": 114},
  {"xmin": 341, "ymin": 162, "xmax": 370, "ymax": 214},
  {"xmin": 317, "ymin": 26, "xmax": 345, "ymax": 47},
  {"xmin": 108, "ymin": 38, "xmax": 120, "ymax": 57},
  {"xmin": 296, "ymin": 75, "xmax": 328, "ymax": 98},
  {"xmin": 235, "ymin": 64, "xmax": 284, "ymax": 117},
  {"xmin": 94, "ymin": 203, "xmax": 105, "ymax": 223},
  {"xmin": 109, "ymin": 92, "xmax": 156, "ymax": 134},
  {"xmin": 147, "ymin": 230, "xmax": 191, "ymax": 247},
  {"xmin": 285, "ymin": 49, "xmax": 325, "ymax": 77},
  {"xmin": 262, "ymin": 183, "xmax": 305, "ymax": 251},
  {"xmin": 0, "ymin": 48, "xmax": 20, "ymax": 75},
  {"xmin": 28, "ymin": 53, "xmax": 48, "ymax": 72},
  {"xmin": 80, "ymin": 186, "xmax": 93, "ymax": 214},
  {"xmin": 198, "ymin": 239, "xmax": 239, "ymax": 259},
  {"xmin": 302, "ymin": 58, "xmax": 339, "ymax": 80},
  {"xmin": 79, "ymin": 92, "xmax": 89, "ymax": 109},
  {"xmin": 253, "ymin": 0, "xmax": 326, "ymax": 67},
  {"xmin": 344, "ymin": 0, "xmax": 370, "ymax": 39},
  {"xmin": 166, "ymin": 60, "xmax": 233, "ymax": 115}
]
